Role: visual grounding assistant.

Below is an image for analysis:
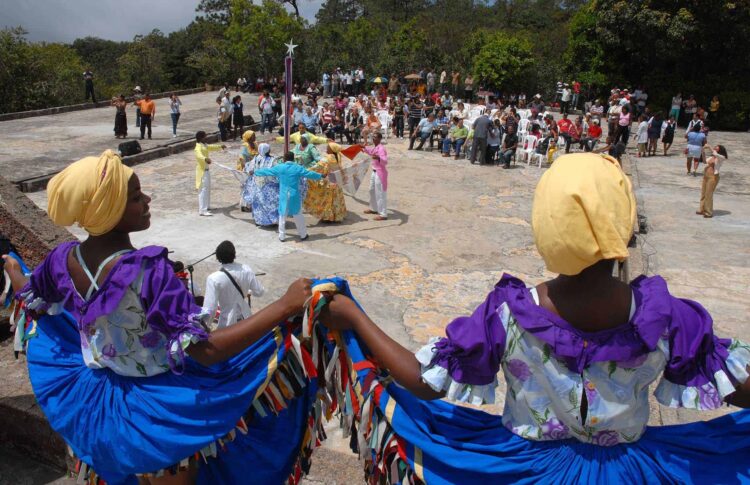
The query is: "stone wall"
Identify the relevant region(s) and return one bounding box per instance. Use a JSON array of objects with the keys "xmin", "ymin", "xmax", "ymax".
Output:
[{"xmin": 0, "ymin": 176, "xmax": 74, "ymax": 267}]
